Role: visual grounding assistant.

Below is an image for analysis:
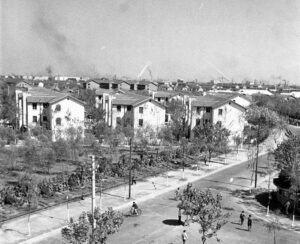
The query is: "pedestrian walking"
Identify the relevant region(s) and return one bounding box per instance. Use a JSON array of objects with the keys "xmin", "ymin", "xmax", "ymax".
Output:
[
  {"xmin": 178, "ymin": 208, "xmax": 182, "ymax": 225},
  {"xmin": 181, "ymin": 230, "xmax": 188, "ymax": 244},
  {"xmin": 131, "ymin": 175, "xmax": 136, "ymax": 185},
  {"xmin": 247, "ymin": 215, "xmax": 252, "ymax": 231},
  {"xmin": 285, "ymin": 200, "xmax": 291, "ymax": 215},
  {"xmin": 240, "ymin": 211, "xmax": 245, "ymax": 225}
]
